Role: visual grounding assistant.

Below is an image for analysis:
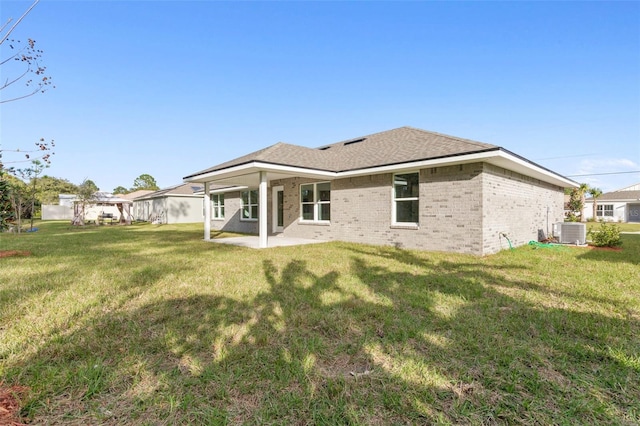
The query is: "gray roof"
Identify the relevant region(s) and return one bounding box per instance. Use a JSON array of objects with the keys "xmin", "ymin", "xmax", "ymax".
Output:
[
  {"xmin": 90, "ymin": 192, "xmax": 132, "ymax": 203},
  {"xmin": 134, "ymin": 183, "xmax": 204, "ymax": 200},
  {"xmin": 184, "ymin": 126, "xmax": 499, "ymax": 179},
  {"xmin": 115, "ymin": 190, "xmax": 154, "ymax": 200},
  {"xmin": 588, "ymin": 190, "xmax": 640, "ymax": 202}
]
